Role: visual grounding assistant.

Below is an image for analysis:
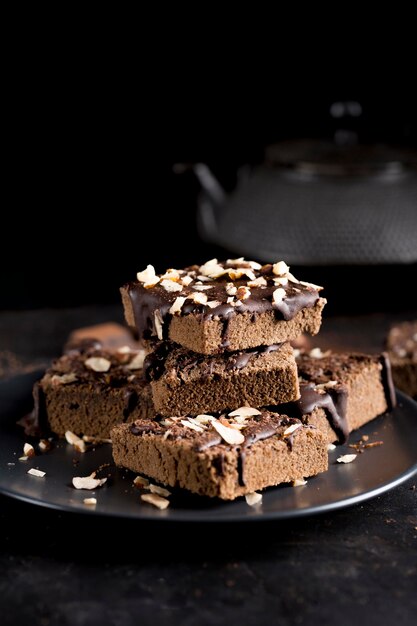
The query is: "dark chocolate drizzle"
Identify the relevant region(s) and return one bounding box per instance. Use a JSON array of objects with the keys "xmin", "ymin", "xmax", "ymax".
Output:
[
  {"xmin": 296, "ymin": 382, "xmax": 349, "ymax": 443},
  {"xmin": 125, "ymin": 261, "xmax": 320, "ymax": 345},
  {"xmin": 144, "ymin": 342, "xmax": 283, "ymax": 382},
  {"xmin": 379, "ymin": 352, "xmax": 397, "ymax": 411}
]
